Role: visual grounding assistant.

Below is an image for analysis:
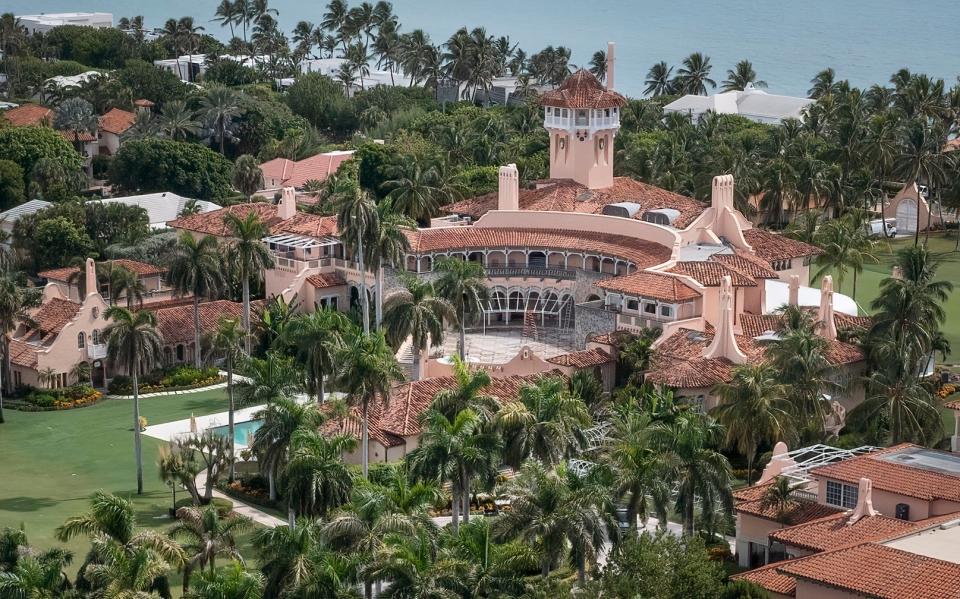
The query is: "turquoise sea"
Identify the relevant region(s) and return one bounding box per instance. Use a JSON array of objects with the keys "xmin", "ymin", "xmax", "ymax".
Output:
[{"xmin": 8, "ymin": 0, "xmax": 960, "ymax": 97}]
